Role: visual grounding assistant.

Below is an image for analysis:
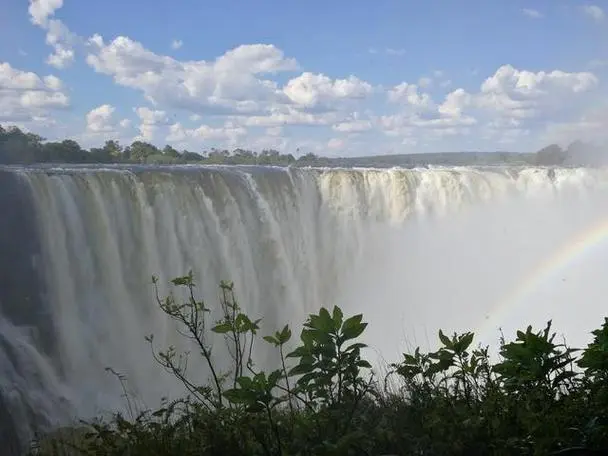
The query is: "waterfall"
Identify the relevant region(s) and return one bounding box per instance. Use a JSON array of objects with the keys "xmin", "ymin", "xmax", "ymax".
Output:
[{"xmin": 1, "ymin": 164, "xmax": 608, "ymax": 453}]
